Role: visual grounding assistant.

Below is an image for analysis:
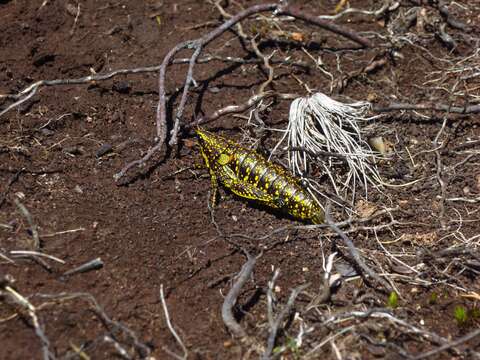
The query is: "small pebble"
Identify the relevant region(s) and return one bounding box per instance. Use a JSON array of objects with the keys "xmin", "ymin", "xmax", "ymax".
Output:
[
  {"xmin": 112, "ymin": 81, "xmax": 131, "ymax": 94},
  {"xmin": 96, "ymin": 144, "xmax": 113, "ymax": 158},
  {"xmin": 40, "ymin": 128, "xmax": 55, "ymax": 136},
  {"xmin": 64, "ymin": 146, "xmax": 83, "ymax": 156}
]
